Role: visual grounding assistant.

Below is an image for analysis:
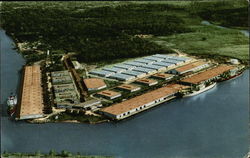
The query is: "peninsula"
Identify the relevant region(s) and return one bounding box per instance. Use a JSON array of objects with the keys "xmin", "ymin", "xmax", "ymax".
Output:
[{"xmin": 1, "ymin": 1, "xmax": 248, "ymax": 124}]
